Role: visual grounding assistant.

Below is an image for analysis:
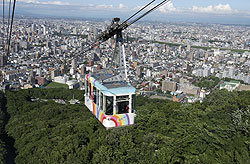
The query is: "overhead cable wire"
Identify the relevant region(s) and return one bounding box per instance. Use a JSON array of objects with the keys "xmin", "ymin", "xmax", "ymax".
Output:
[
  {"xmin": 80, "ymin": 0, "xmax": 171, "ymax": 55},
  {"xmin": 2, "ymin": 0, "xmax": 4, "ymax": 27},
  {"xmin": 6, "ymin": 0, "xmax": 16, "ymax": 56},
  {"xmin": 7, "ymin": 0, "xmax": 12, "ymax": 44},
  {"xmin": 2, "ymin": 0, "xmax": 4, "ymax": 48},
  {"xmin": 123, "ymin": 0, "xmax": 156, "ymax": 23},
  {"xmin": 128, "ymin": 0, "xmax": 170, "ymax": 26}
]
